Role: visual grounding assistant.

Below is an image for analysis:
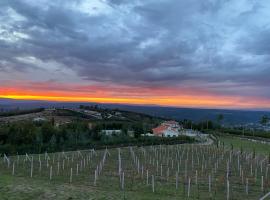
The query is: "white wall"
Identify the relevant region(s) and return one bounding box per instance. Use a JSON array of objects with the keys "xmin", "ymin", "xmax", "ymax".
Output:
[{"xmin": 163, "ymin": 129, "xmax": 179, "ymax": 137}]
